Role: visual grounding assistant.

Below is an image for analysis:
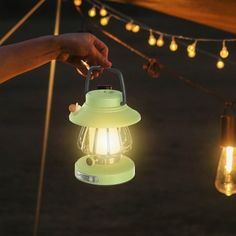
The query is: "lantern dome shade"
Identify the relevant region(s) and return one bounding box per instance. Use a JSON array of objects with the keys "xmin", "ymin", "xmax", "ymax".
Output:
[{"xmin": 69, "ymin": 89, "xmax": 141, "ymax": 128}]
